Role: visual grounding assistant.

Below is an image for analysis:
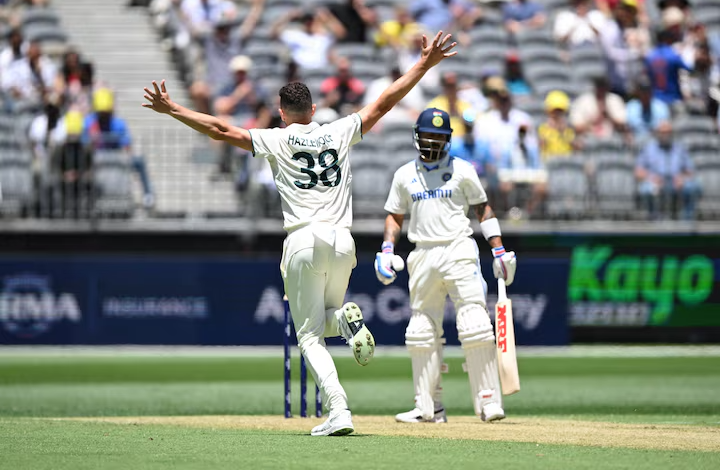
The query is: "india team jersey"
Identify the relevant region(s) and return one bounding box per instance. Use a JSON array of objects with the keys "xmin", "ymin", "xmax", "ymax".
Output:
[
  {"xmin": 384, "ymin": 156, "xmax": 487, "ymax": 244},
  {"xmin": 249, "ymin": 113, "xmax": 362, "ymax": 232}
]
